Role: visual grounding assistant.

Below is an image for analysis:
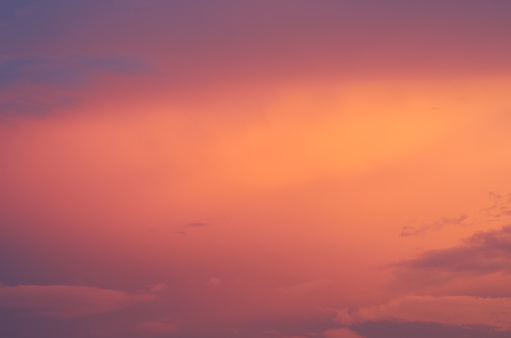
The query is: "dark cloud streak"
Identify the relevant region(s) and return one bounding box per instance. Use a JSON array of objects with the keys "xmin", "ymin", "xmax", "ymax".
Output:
[
  {"xmin": 398, "ymin": 226, "xmax": 511, "ymax": 275},
  {"xmin": 186, "ymin": 222, "xmax": 209, "ymax": 227}
]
